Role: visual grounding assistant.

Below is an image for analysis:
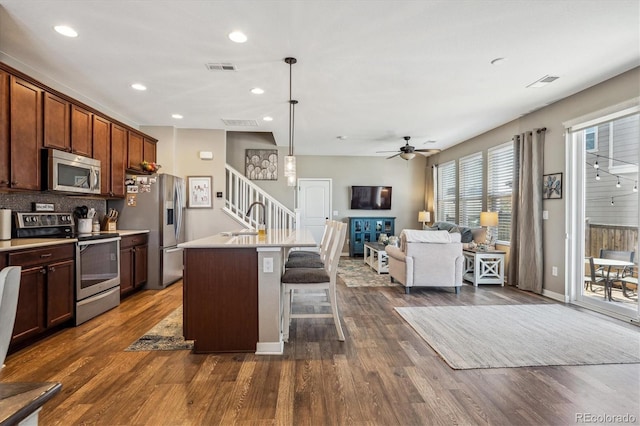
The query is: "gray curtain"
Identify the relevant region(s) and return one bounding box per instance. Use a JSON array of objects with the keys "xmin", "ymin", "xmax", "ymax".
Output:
[{"xmin": 508, "ymin": 129, "xmax": 545, "ymax": 293}]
